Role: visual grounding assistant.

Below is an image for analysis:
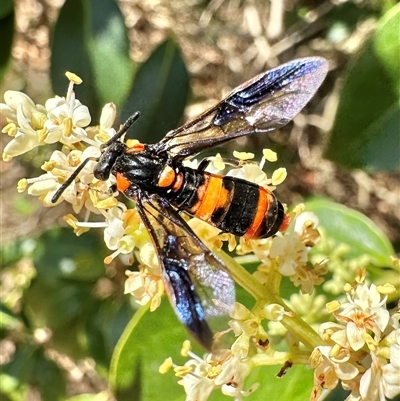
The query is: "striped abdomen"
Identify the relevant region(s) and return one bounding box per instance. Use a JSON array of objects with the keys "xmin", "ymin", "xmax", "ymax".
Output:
[{"xmin": 166, "ymin": 167, "xmax": 286, "ymax": 239}]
